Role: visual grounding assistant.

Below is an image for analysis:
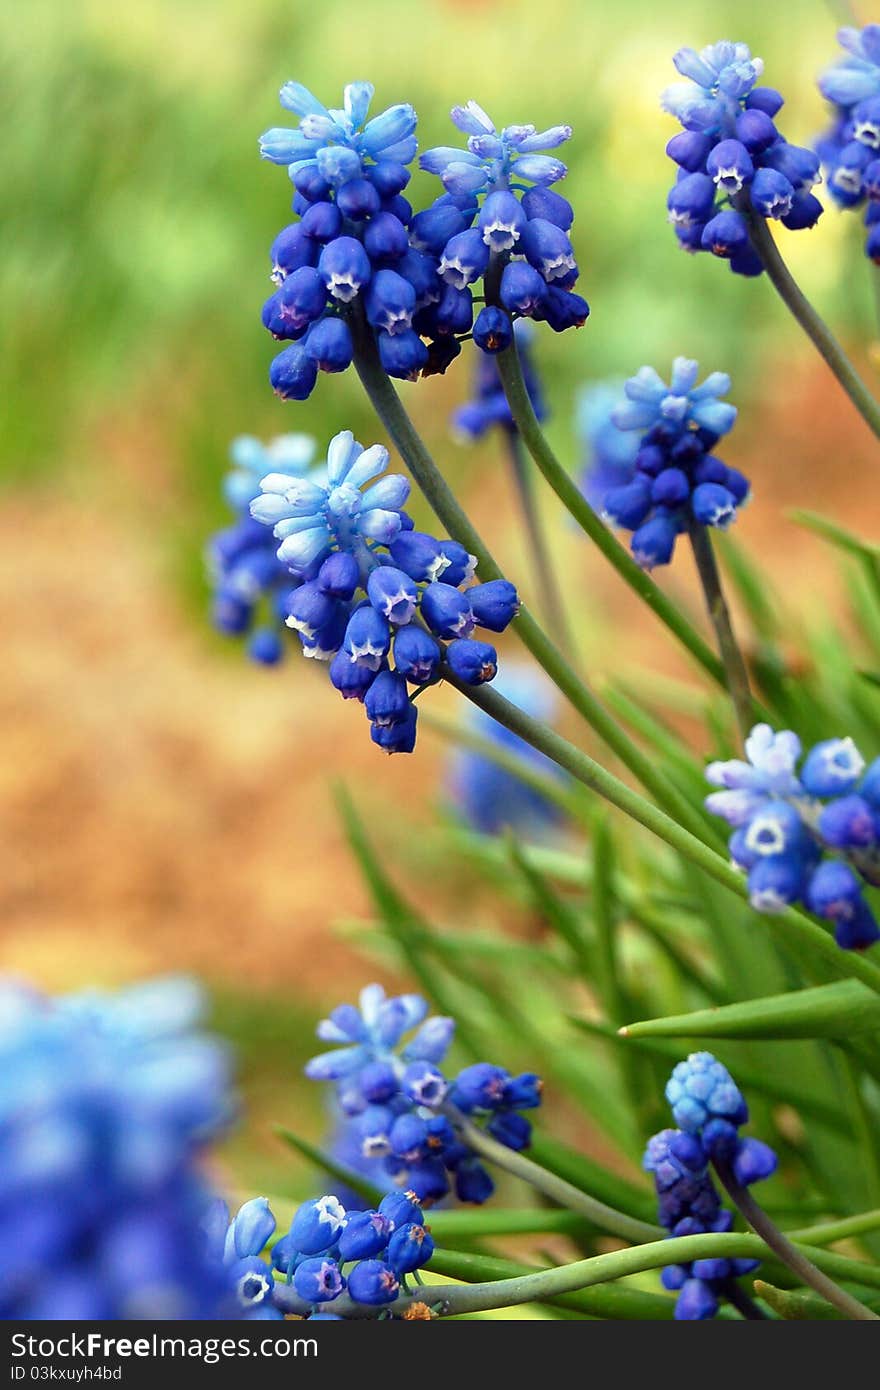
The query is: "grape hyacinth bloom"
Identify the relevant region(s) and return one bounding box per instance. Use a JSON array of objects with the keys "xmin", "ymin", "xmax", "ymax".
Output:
[
  {"xmin": 419, "ymin": 101, "xmax": 588, "ymax": 356},
  {"xmin": 249, "ymin": 429, "xmax": 518, "ymax": 754},
  {"xmin": 447, "ymin": 664, "xmax": 567, "ymax": 836},
  {"xmin": 208, "ymin": 434, "xmax": 317, "ymax": 664},
  {"xmin": 452, "ymin": 321, "xmax": 546, "ymax": 440},
  {"xmin": 0, "ymin": 977, "xmax": 234, "ymax": 1319},
  {"xmin": 816, "ymin": 26, "xmax": 880, "ymax": 263},
  {"xmin": 305, "ymin": 985, "xmax": 543, "ymax": 1205},
  {"xmin": 663, "ymin": 41, "xmax": 823, "ymax": 275},
  {"xmin": 203, "ymin": 1197, "xmax": 284, "ymax": 1320},
  {"xmin": 576, "ymin": 380, "xmax": 641, "ymax": 511},
  {"xmin": 601, "ymin": 358, "xmax": 748, "ymax": 569},
  {"xmin": 705, "ymin": 723, "xmax": 880, "ymax": 949},
  {"xmin": 645, "ymin": 1053, "xmax": 777, "ymax": 1320}
]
